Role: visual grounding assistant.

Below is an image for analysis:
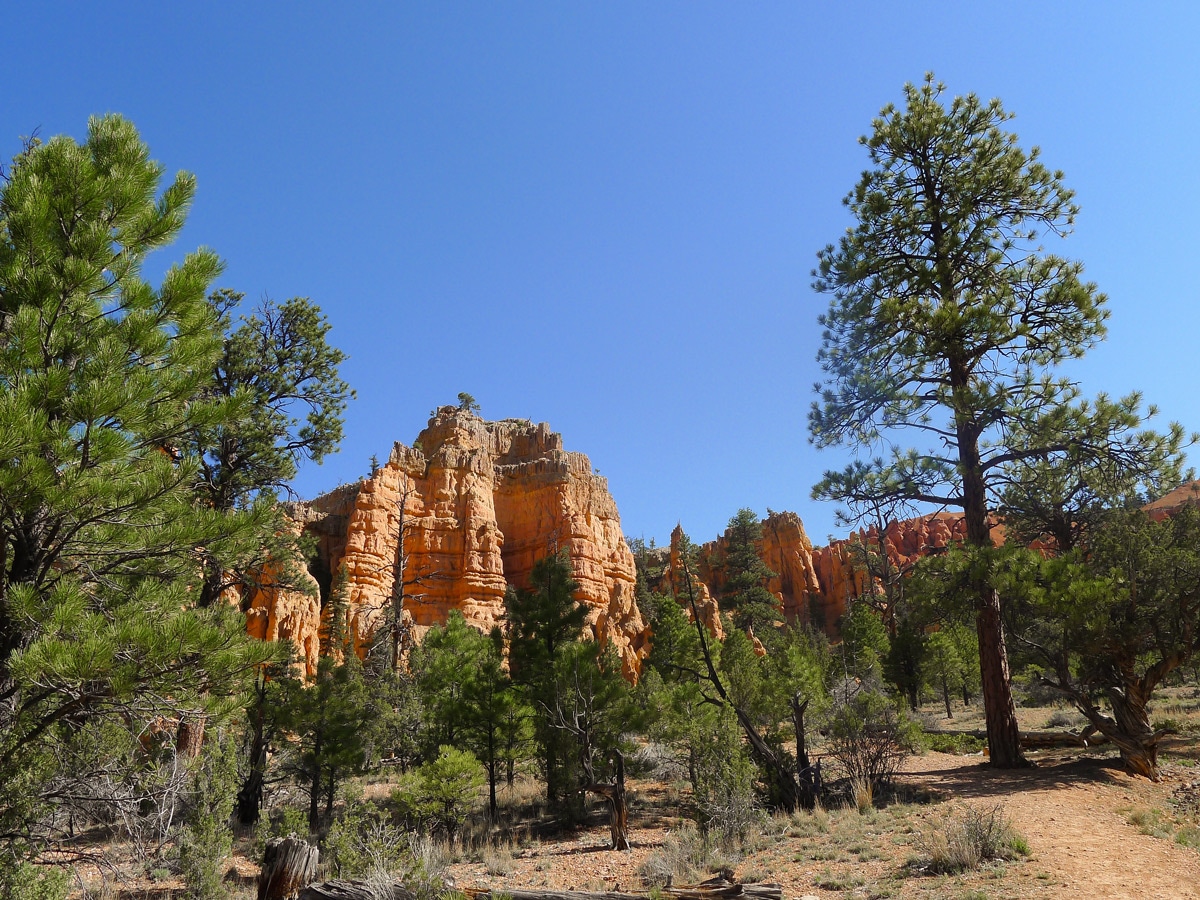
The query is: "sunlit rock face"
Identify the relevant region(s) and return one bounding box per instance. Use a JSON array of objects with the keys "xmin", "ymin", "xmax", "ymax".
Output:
[
  {"xmin": 661, "ymin": 510, "xmax": 973, "ymax": 638},
  {"xmin": 269, "ymin": 408, "xmax": 649, "ymax": 679}
]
